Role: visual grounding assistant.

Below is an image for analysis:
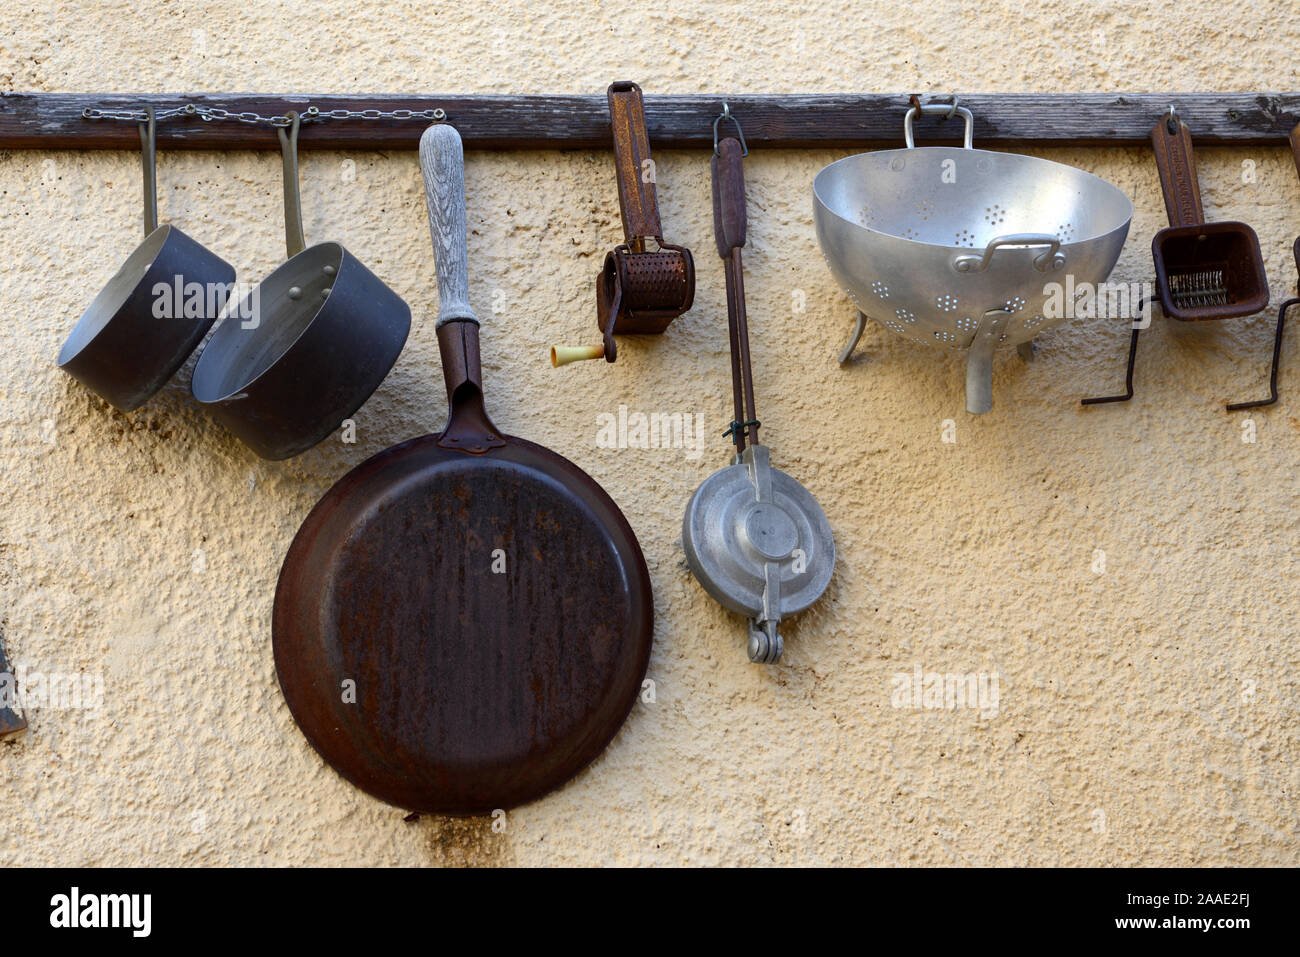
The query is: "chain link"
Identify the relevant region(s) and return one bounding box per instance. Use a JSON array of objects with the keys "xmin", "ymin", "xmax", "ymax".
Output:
[{"xmin": 82, "ymin": 103, "xmax": 446, "ymax": 127}]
